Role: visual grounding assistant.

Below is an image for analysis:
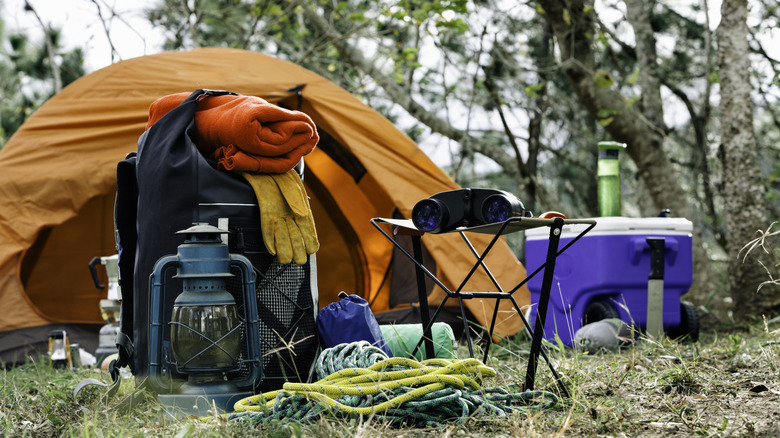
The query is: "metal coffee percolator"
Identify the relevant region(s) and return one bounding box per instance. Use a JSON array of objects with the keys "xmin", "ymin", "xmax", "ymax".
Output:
[{"xmin": 89, "ymin": 254, "xmax": 122, "ymax": 364}]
